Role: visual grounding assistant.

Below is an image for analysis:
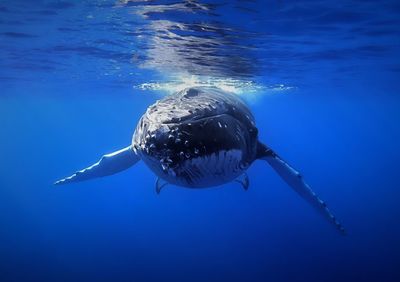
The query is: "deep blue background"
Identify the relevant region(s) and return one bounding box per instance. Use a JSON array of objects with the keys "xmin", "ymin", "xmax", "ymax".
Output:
[{"xmin": 1, "ymin": 1, "xmax": 400, "ymax": 281}]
